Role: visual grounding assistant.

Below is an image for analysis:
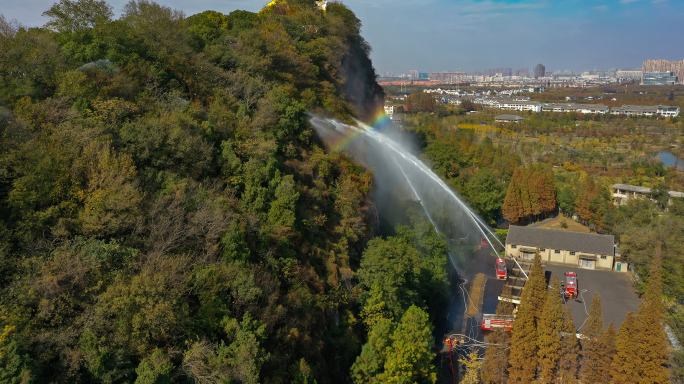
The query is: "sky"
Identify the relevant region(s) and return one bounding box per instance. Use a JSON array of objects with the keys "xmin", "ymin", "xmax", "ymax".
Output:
[{"xmin": 2, "ymin": 0, "xmax": 684, "ymax": 74}]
